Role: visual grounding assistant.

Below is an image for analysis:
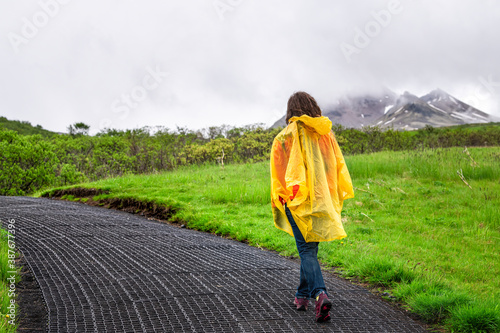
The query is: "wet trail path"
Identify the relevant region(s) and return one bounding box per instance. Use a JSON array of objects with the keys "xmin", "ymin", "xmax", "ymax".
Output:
[{"xmin": 1, "ymin": 197, "xmax": 427, "ymax": 332}]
